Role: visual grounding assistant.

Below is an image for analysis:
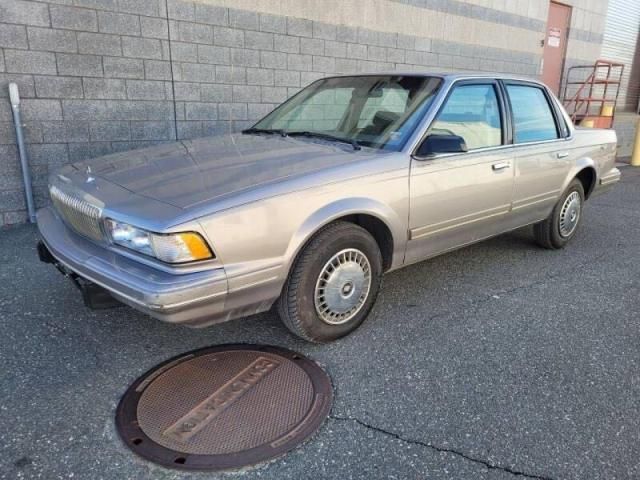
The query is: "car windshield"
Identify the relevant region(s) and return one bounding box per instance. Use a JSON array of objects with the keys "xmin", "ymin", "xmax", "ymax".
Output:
[{"xmin": 249, "ymin": 75, "xmax": 443, "ymax": 151}]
